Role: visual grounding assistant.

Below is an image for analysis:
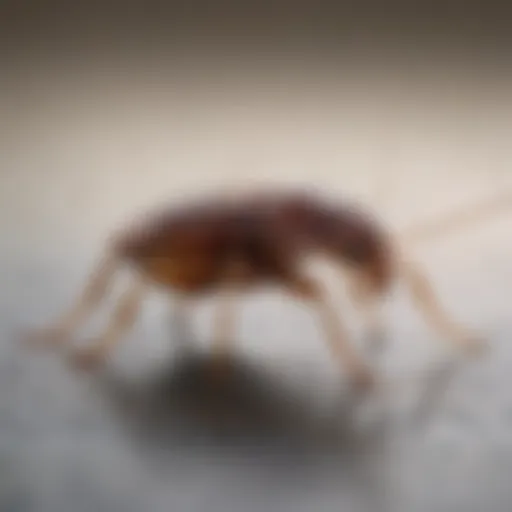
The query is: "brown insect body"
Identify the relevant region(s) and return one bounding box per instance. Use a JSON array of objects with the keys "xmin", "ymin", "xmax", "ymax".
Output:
[
  {"xmin": 26, "ymin": 186, "xmax": 487, "ymax": 392},
  {"xmin": 114, "ymin": 190, "xmax": 394, "ymax": 297}
]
